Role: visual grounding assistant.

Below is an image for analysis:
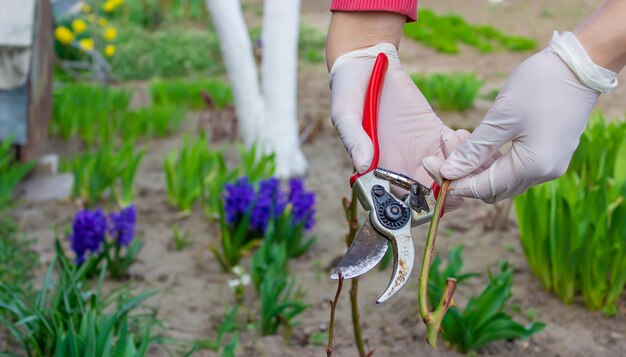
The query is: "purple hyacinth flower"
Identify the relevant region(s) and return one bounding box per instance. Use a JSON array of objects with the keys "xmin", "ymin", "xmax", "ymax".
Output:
[
  {"xmin": 288, "ymin": 178, "xmax": 316, "ymax": 230},
  {"xmin": 224, "ymin": 177, "xmax": 255, "ymax": 224},
  {"xmin": 69, "ymin": 209, "xmax": 107, "ymax": 264},
  {"xmin": 109, "ymin": 205, "xmax": 137, "ymax": 247},
  {"xmin": 250, "ymin": 177, "xmax": 286, "ymax": 232}
]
